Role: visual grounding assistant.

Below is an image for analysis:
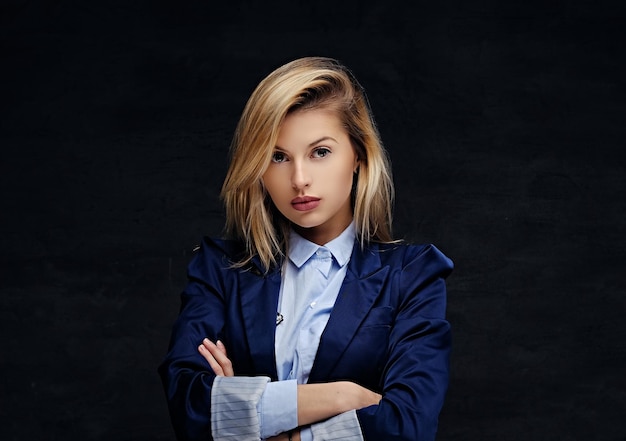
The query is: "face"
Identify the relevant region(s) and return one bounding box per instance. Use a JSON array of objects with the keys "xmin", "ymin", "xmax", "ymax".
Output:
[{"xmin": 262, "ymin": 108, "xmax": 359, "ymax": 245}]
